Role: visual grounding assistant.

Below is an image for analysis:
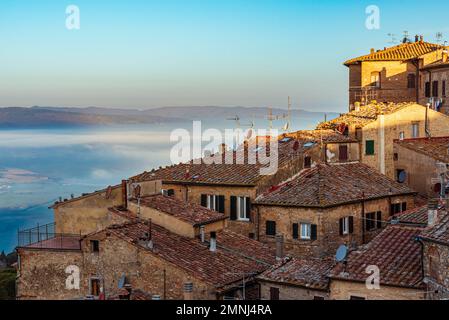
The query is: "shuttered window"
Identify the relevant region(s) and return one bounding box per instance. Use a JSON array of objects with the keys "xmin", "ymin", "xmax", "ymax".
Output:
[
  {"xmin": 433, "ymin": 80, "xmax": 439, "ymax": 97},
  {"xmin": 425, "ymin": 82, "xmax": 431, "ymax": 97},
  {"xmin": 292, "ymin": 223, "xmax": 299, "ymax": 239},
  {"xmin": 365, "ymin": 140, "xmax": 375, "ymax": 155},
  {"xmin": 339, "ymin": 216, "xmax": 354, "ymax": 235},
  {"xmin": 200, "ymin": 194, "xmax": 225, "ymax": 213},
  {"xmin": 230, "ymin": 196, "xmax": 250, "ymax": 221},
  {"xmin": 339, "ymin": 145, "xmax": 348, "ymax": 161},
  {"xmin": 269, "ymin": 287, "xmax": 280, "ymax": 300}
]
